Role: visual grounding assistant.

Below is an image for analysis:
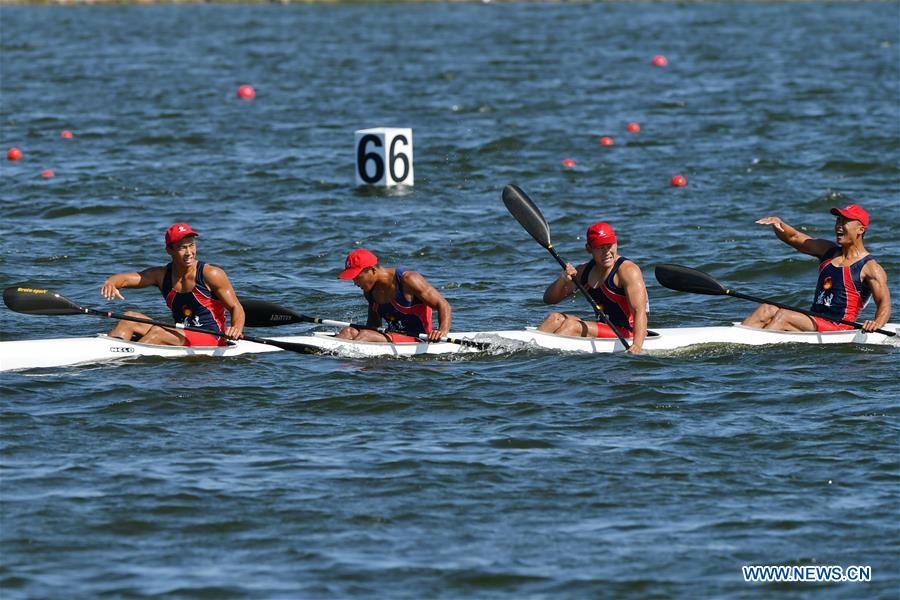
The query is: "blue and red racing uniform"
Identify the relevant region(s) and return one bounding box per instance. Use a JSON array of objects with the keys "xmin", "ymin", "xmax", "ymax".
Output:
[
  {"xmin": 579, "ymin": 257, "xmax": 642, "ymax": 338},
  {"xmin": 364, "ymin": 268, "xmax": 433, "ymax": 342},
  {"xmin": 810, "ymin": 246, "xmax": 874, "ymax": 331},
  {"xmin": 160, "ymin": 261, "xmax": 228, "ymax": 346}
]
